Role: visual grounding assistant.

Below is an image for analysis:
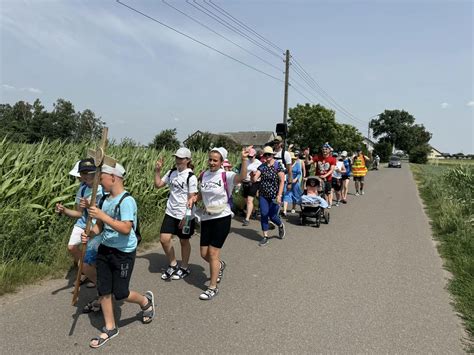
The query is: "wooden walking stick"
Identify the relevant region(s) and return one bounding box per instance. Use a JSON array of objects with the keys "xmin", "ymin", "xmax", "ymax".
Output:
[{"xmin": 72, "ymin": 127, "xmax": 115, "ymax": 306}]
